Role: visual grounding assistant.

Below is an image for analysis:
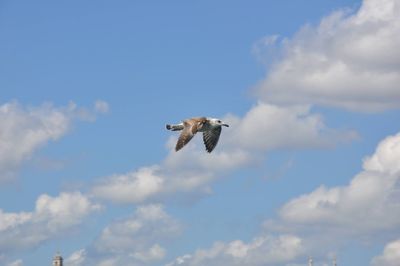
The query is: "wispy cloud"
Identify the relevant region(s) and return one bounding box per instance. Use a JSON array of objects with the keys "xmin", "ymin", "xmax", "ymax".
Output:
[
  {"xmin": 0, "ymin": 100, "xmax": 109, "ymax": 183},
  {"xmin": 6, "ymin": 259, "xmax": 23, "ymax": 266},
  {"xmin": 94, "ymin": 100, "xmax": 110, "ymax": 114}
]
